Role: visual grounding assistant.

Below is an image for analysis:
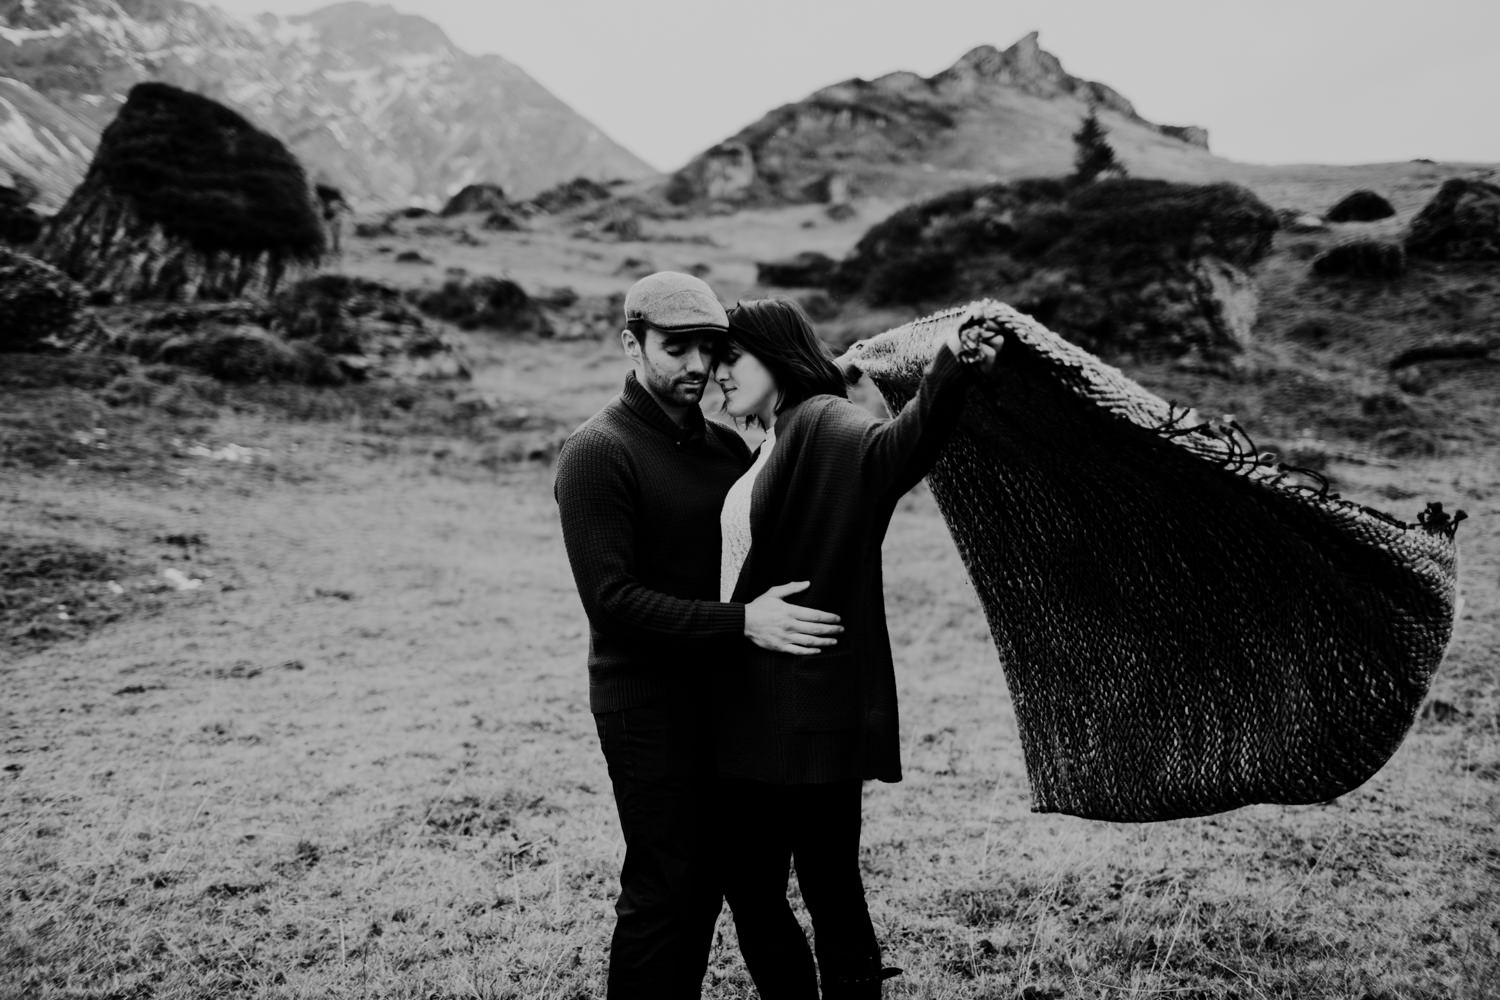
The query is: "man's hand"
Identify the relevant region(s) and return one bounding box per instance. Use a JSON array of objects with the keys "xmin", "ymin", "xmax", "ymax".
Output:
[{"xmin": 745, "ymin": 581, "xmax": 843, "ymax": 655}]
